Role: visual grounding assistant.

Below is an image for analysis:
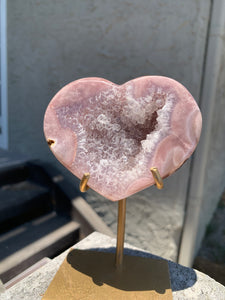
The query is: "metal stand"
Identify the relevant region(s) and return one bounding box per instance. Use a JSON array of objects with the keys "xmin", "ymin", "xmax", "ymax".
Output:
[
  {"xmin": 80, "ymin": 167, "xmax": 164, "ymax": 269},
  {"xmin": 43, "ymin": 168, "xmax": 173, "ymax": 299}
]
